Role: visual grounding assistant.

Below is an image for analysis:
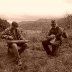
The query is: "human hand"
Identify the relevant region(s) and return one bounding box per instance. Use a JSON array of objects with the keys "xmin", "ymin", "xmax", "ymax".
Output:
[
  {"xmin": 8, "ymin": 36, "xmax": 13, "ymax": 40},
  {"xmin": 46, "ymin": 34, "xmax": 55, "ymax": 40}
]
